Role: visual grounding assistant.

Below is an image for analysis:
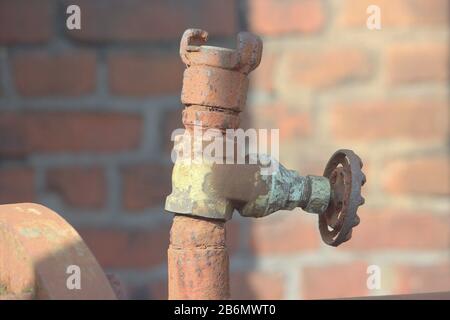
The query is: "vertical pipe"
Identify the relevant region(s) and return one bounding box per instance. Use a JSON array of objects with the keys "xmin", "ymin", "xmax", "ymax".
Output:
[
  {"xmin": 168, "ymin": 215, "xmax": 229, "ymax": 299},
  {"xmin": 166, "ymin": 29, "xmax": 262, "ymax": 300}
]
